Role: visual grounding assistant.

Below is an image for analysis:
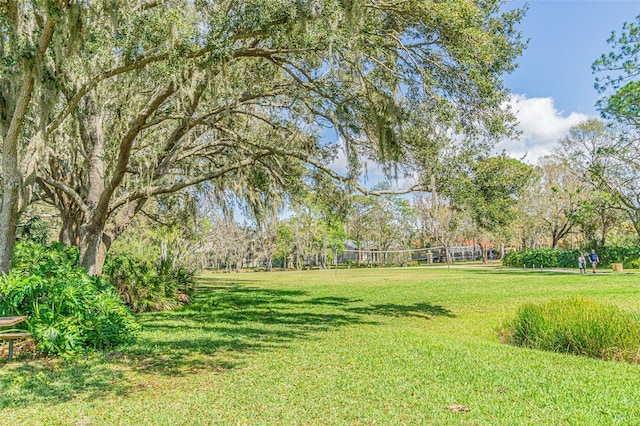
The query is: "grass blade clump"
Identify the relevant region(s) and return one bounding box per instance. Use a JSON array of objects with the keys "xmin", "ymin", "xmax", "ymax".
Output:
[{"xmin": 500, "ymin": 297, "xmax": 640, "ymax": 363}]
